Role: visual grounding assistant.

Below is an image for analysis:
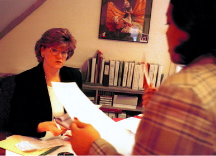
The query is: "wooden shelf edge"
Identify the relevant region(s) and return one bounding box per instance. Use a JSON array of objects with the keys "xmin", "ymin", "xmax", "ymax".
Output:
[
  {"xmin": 100, "ymin": 105, "xmax": 144, "ymax": 112},
  {"xmin": 83, "ymin": 82, "xmax": 144, "ymax": 94}
]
